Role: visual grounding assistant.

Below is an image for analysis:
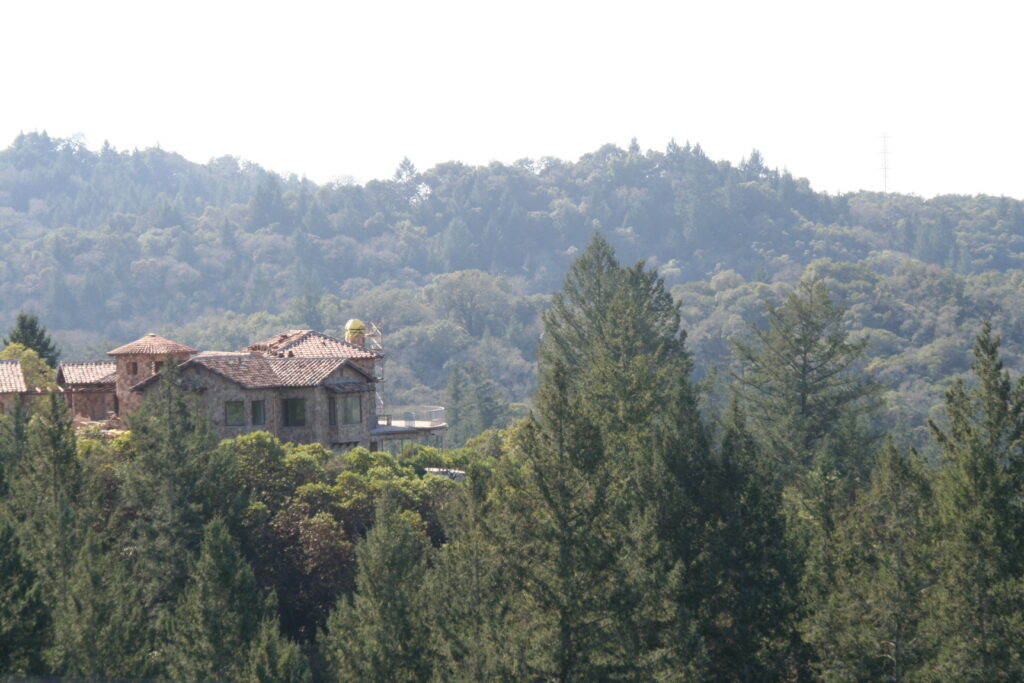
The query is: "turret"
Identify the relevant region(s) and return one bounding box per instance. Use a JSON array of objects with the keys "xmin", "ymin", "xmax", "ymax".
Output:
[{"xmin": 107, "ymin": 333, "xmax": 196, "ymax": 414}]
